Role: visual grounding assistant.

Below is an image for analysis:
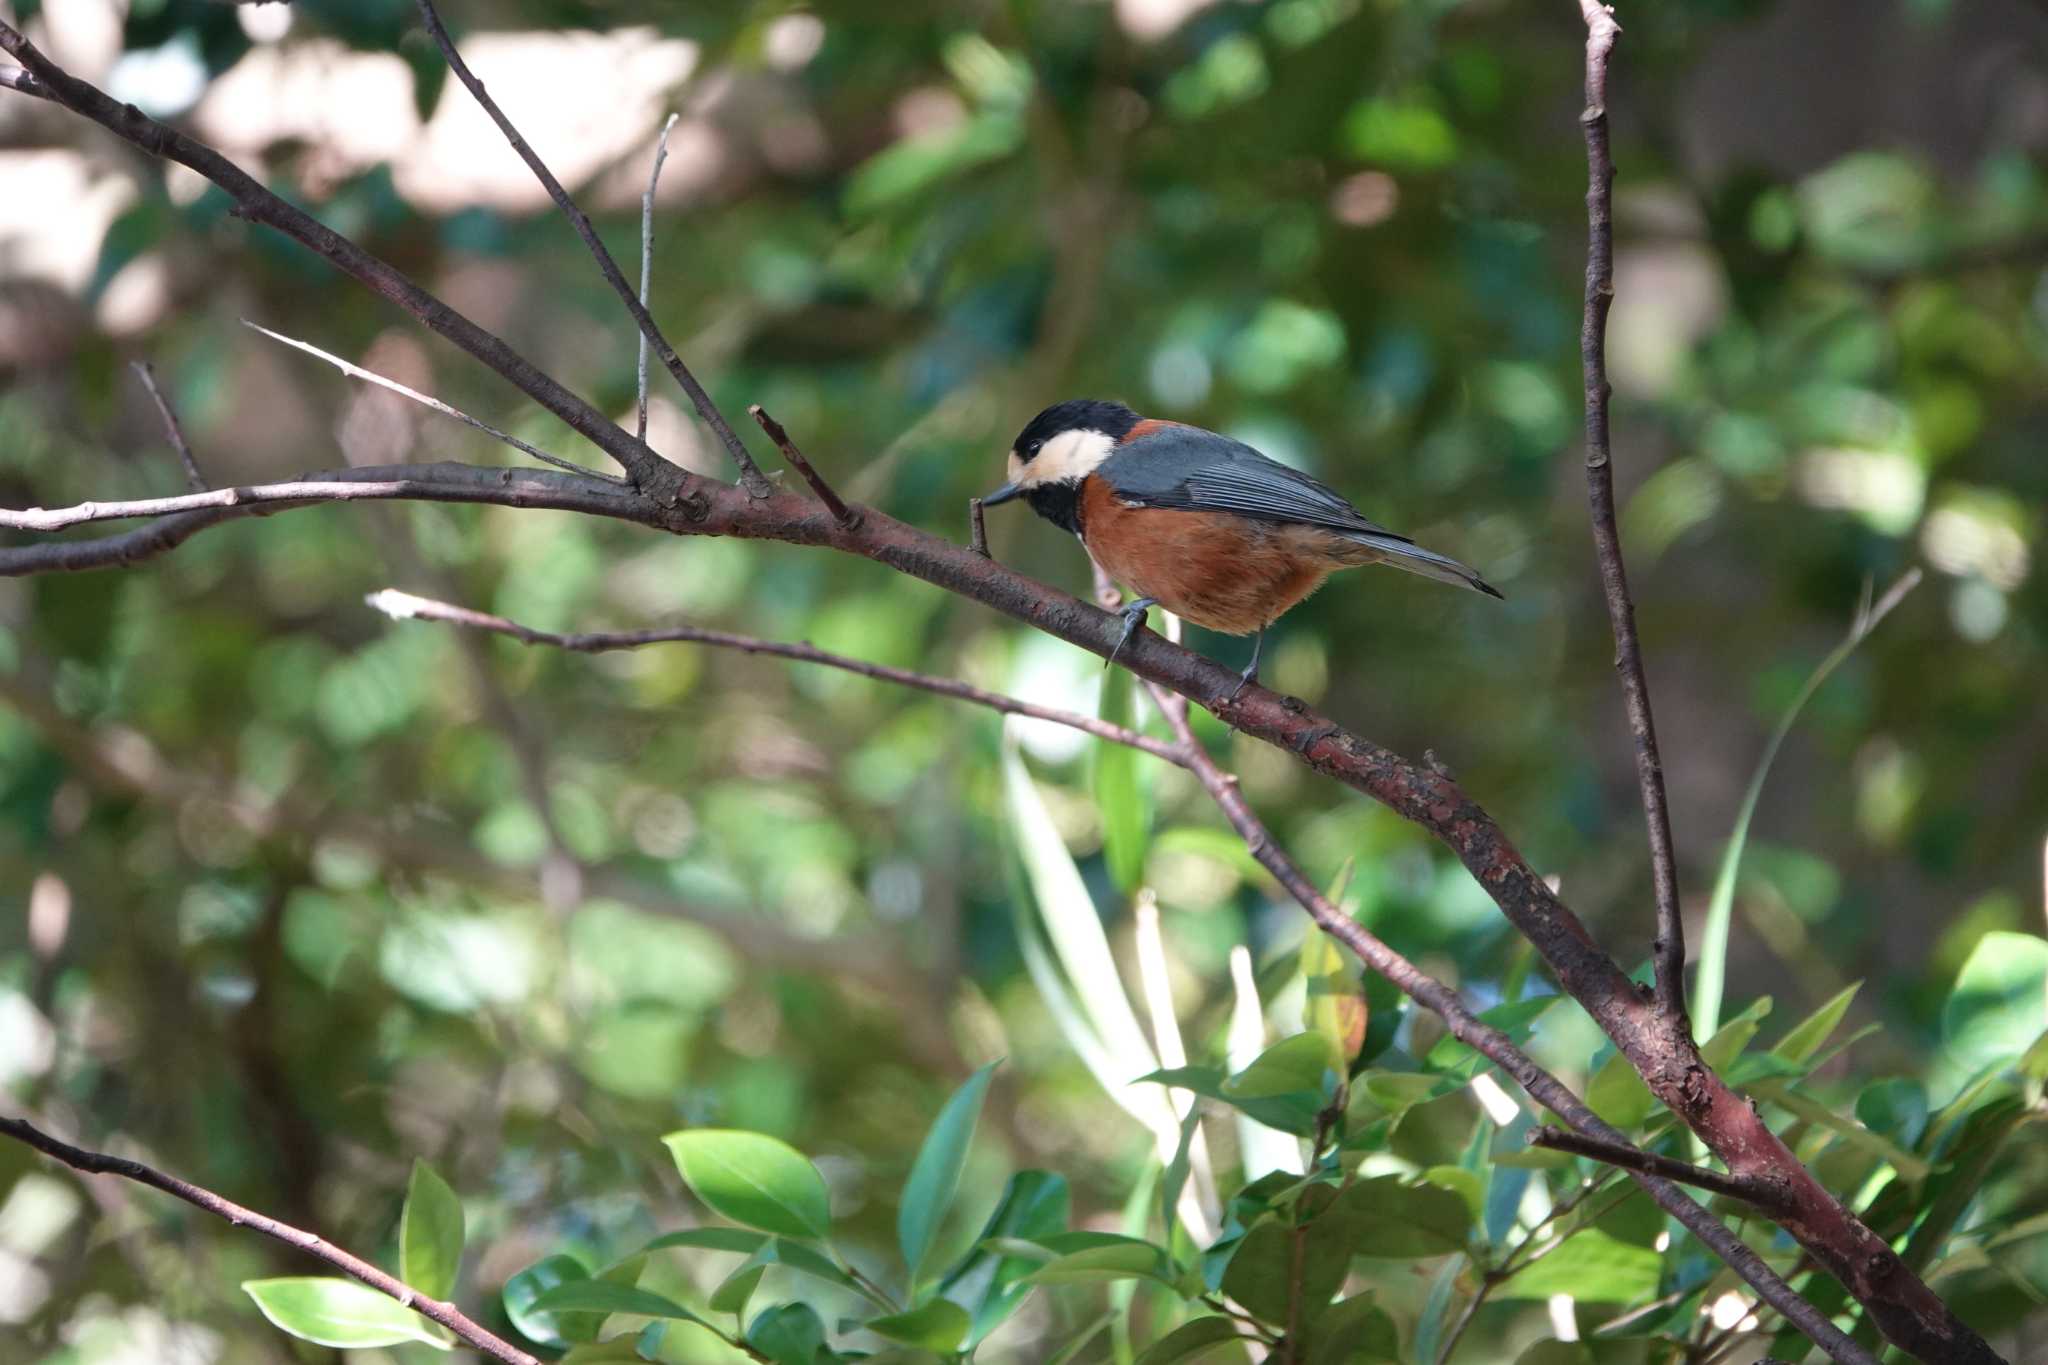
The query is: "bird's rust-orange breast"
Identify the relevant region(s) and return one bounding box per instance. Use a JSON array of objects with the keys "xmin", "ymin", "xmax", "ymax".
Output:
[{"xmin": 1079, "ymin": 475, "xmax": 1341, "ymax": 635}]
